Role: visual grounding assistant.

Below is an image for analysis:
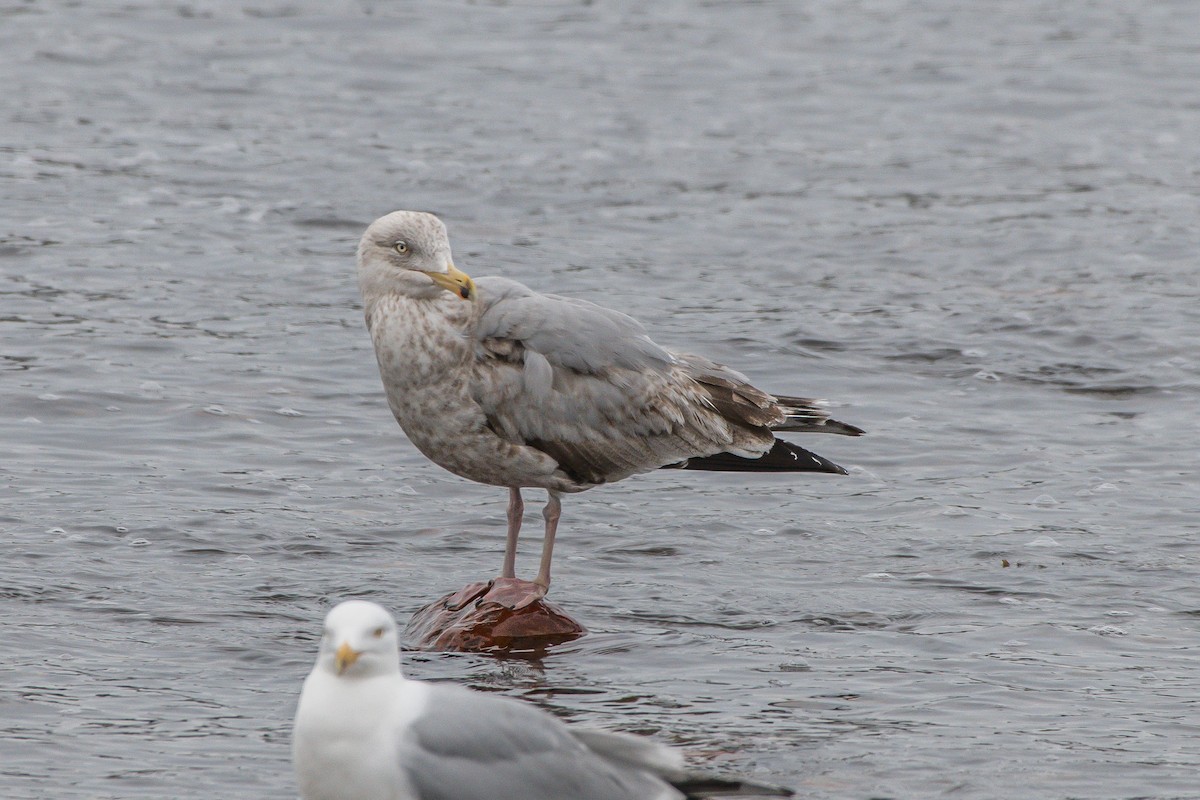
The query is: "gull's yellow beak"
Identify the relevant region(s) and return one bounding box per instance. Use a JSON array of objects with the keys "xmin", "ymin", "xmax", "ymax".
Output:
[
  {"xmin": 334, "ymin": 642, "xmax": 360, "ymax": 675},
  {"xmin": 425, "ymin": 263, "xmax": 477, "ymax": 301}
]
